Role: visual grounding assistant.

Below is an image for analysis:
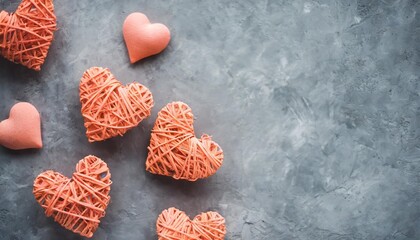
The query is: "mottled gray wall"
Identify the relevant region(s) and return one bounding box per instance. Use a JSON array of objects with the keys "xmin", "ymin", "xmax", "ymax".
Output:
[{"xmin": 0, "ymin": 0, "xmax": 419, "ymax": 239}]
